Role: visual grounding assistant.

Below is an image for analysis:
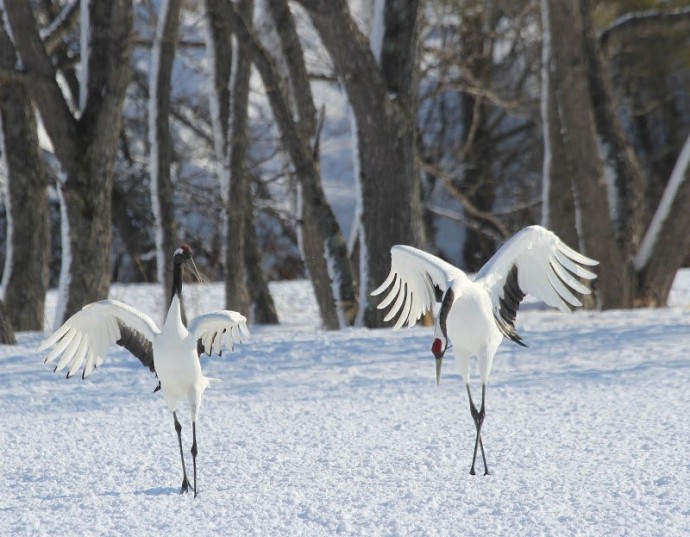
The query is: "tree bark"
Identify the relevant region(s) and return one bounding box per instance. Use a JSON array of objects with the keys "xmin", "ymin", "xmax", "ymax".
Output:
[
  {"xmin": 4, "ymin": 1, "xmax": 133, "ymax": 324},
  {"xmin": 207, "ymin": 0, "xmax": 274, "ymax": 320},
  {"xmin": 0, "ymin": 298, "xmax": 16, "ymax": 344},
  {"xmin": 244, "ymin": 188, "xmax": 278, "ymax": 324},
  {"xmin": 579, "ymin": 0, "xmax": 645, "ymax": 303},
  {"xmin": 457, "ymin": 9, "xmax": 497, "ymax": 272},
  {"xmin": 224, "ymin": 0, "xmax": 252, "ymax": 315},
  {"xmin": 298, "ymin": 0, "xmax": 424, "ymax": 327},
  {"xmin": 634, "ymin": 133, "xmax": 690, "ymax": 306},
  {"xmin": 541, "ymin": 65, "xmax": 579, "ymax": 250},
  {"xmin": 225, "ymin": 1, "xmax": 355, "ymax": 329},
  {"xmin": 268, "ymin": 0, "xmax": 357, "ymax": 328},
  {"xmin": 0, "ymin": 12, "xmax": 50, "ymax": 331},
  {"xmin": 543, "ymin": 0, "xmax": 626, "ymax": 308},
  {"xmin": 150, "ymin": 0, "xmax": 183, "ymax": 307}
]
